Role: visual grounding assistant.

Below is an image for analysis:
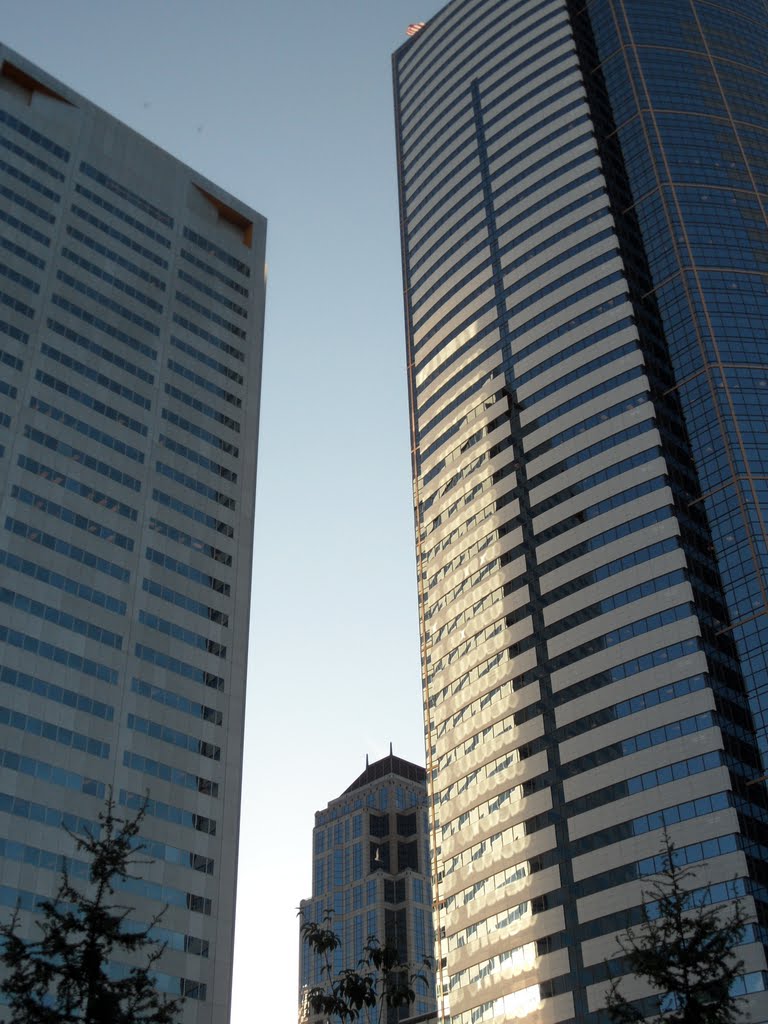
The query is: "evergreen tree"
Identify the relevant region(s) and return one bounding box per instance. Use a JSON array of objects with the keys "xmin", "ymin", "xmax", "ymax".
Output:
[
  {"xmin": 0, "ymin": 795, "xmax": 182, "ymax": 1024},
  {"xmin": 299, "ymin": 911, "xmax": 431, "ymax": 1023},
  {"xmin": 606, "ymin": 832, "xmax": 749, "ymax": 1024}
]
